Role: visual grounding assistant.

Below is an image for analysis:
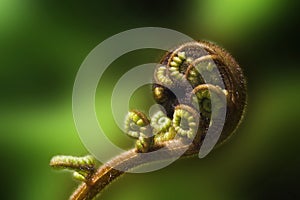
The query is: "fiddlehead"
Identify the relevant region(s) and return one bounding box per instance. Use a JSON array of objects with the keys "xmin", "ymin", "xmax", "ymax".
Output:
[
  {"xmin": 124, "ymin": 110, "xmax": 153, "ymax": 153},
  {"xmin": 50, "ymin": 41, "xmax": 247, "ymax": 200},
  {"xmin": 172, "ymin": 104, "xmax": 199, "ymax": 140},
  {"xmin": 50, "ymin": 155, "xmax": 96, "ymax": 182}
]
